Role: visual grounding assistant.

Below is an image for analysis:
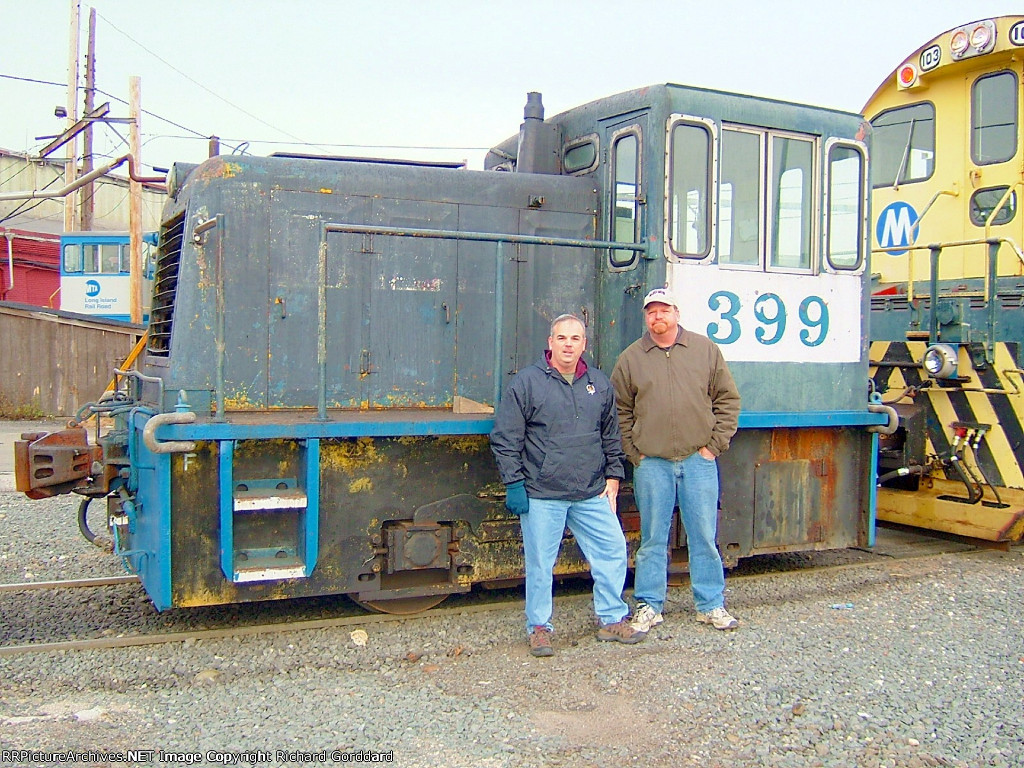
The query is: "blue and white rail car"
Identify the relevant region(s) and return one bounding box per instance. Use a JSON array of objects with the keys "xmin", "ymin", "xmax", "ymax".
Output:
[
  {"xmin": 16, "ymin": 85, "xmax": 889, "ymax": 612},
  {"xmin": 59, "ymin": 230, "xmax": 157, "ymax": 321}
]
